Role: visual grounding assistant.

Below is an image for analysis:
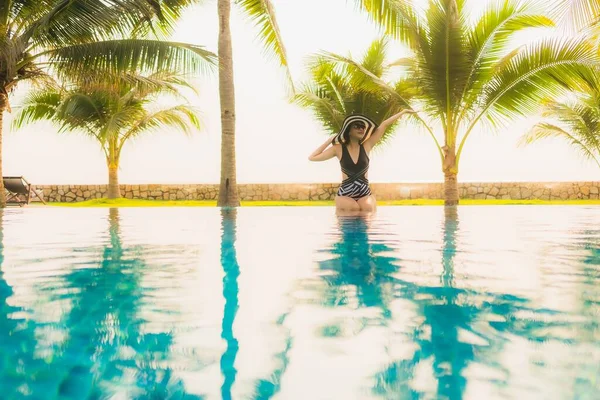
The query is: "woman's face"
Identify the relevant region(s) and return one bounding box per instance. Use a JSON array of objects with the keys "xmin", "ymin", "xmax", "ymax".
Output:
[{"xmin": 349, "ymin": 122, "xmax": 366, "ymax": 141}]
